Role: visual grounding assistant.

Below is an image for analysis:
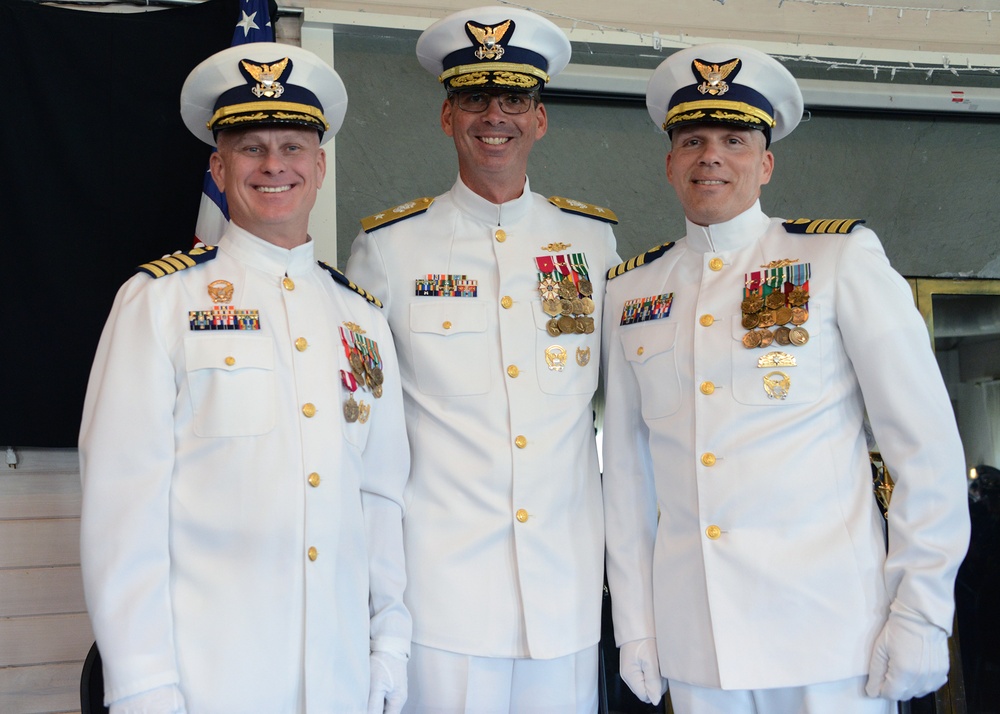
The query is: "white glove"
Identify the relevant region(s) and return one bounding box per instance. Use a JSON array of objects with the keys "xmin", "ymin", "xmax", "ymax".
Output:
[
  {"xmin": 368, "ymin": 651, "xmax": 408, "ymax": 714},
  {"xmin": 619, "ymin": 638, "xmax": 667, "ymax": 705},
  {"xmin": 110, "ymin": 684, "xmax": 186, "ymax": 714},
  {"xmin": 865, "ymin": 604, "xmax": 950, "ymax": 701}
]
